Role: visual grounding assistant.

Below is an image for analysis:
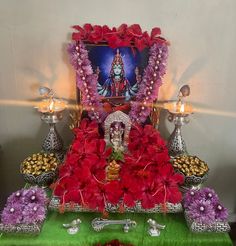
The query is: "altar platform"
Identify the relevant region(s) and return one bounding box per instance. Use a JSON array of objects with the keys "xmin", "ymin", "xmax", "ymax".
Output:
[{"xmin": 0, "ymin": 211, "xmax": 232, "ymax": 246}]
